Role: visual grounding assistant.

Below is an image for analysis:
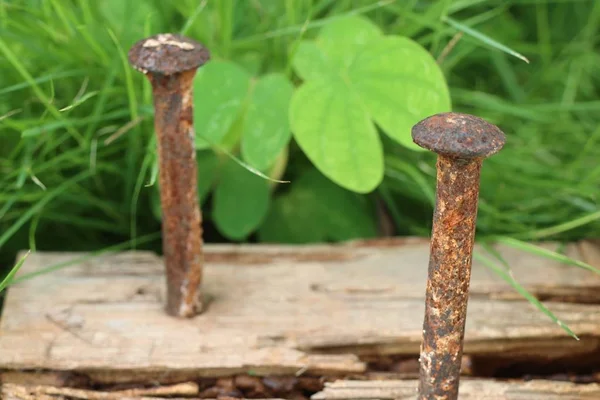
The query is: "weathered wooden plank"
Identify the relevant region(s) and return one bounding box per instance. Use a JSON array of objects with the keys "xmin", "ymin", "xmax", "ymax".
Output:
[
  {"xmin": 0, "ymin": 382, "xmax": 231, "ymax": 400},
  {"xmin": 311, "ymin": 379, "xmax": 600, "ymax": 400},
  {"xmin": 0, "ymin": 239, "xmax": 599, "ymax": 385},
  {"xmin": 7, "ymin": 239, "xmax": 599, "ymax": 301},
  {"xmin": 5, "ymin": 379, "xmax": 599, "ymax": 400},
  {"xmin": 1, "ymin": 375, "xmax": 323, "ymax": 399}
]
